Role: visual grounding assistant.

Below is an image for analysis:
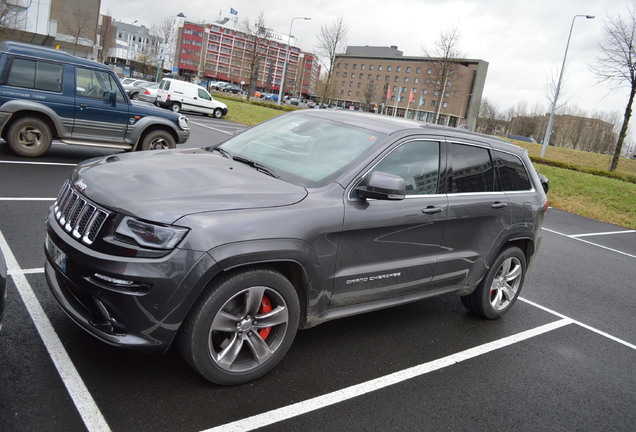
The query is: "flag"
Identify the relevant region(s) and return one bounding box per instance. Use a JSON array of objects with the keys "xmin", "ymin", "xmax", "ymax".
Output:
[
  {"xmin": 386, "ymin": 86, "xmax": 391, "ymax": 99},
  {"xmin": 230, "ymin": 8, "xmax": 238, "ymax": 15},
  {"xmin": 409, "ymin": 89, "xmax": 414, "ymax": 103},
  {"xmin": 419, "ymin": 94, "xmax": 423, "ymax": 106}
]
